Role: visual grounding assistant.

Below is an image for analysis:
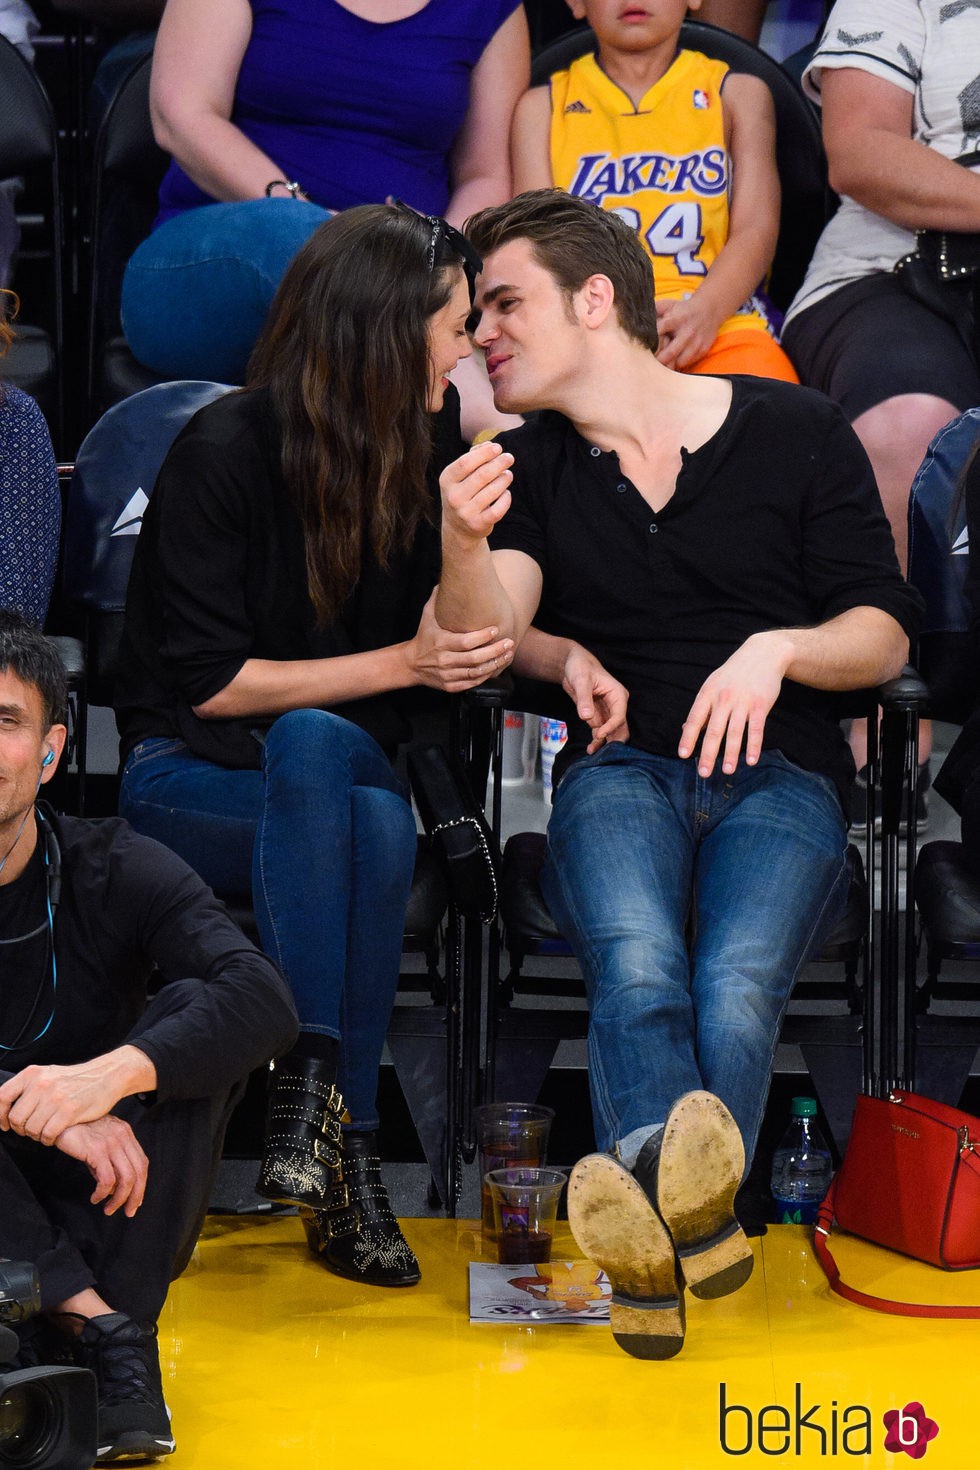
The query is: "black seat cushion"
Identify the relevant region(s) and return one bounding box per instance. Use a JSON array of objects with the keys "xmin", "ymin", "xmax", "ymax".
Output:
[{"xmin": 100, "ymin": 337, "xmax": 170, "ymax": 410}]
